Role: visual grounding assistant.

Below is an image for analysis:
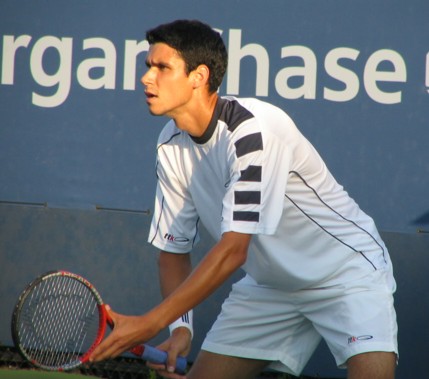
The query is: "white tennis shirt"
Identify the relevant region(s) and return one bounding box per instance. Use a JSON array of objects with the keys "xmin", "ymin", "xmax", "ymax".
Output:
[{"xmin": 148, "ymin": 97, "xmax": 392, "ymax": 291}]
